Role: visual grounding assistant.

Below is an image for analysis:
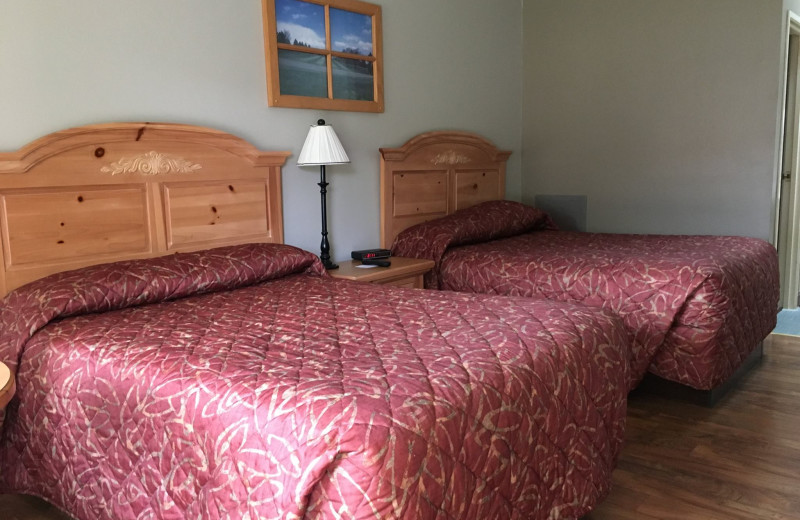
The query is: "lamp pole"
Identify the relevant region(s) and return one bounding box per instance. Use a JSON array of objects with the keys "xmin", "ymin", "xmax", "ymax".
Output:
[{"xmin": 318, "ymin": 162, "xmax": 337, "ymax": 269}]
